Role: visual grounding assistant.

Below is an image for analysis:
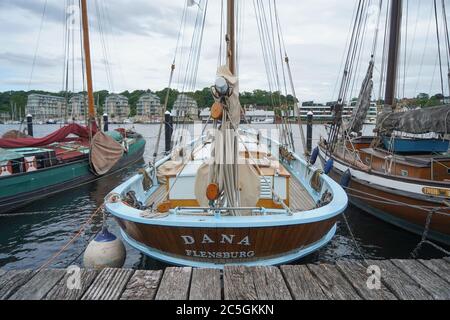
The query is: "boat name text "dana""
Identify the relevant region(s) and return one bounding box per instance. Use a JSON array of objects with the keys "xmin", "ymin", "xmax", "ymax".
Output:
[{"xmin": 181, "ymin": 234, "xmax": 251, "ymax": 246}]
